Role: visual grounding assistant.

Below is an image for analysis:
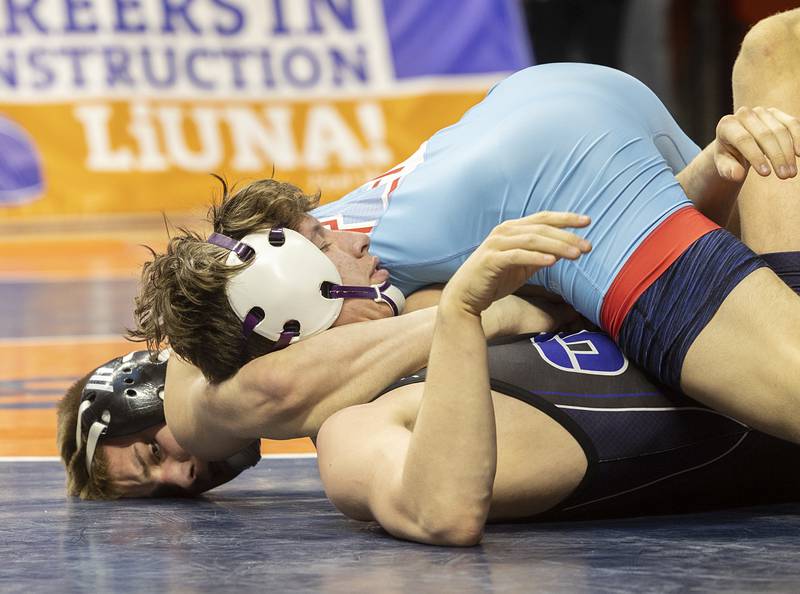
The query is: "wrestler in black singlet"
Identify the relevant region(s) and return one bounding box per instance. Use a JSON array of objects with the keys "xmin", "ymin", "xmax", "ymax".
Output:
[{"xmin": 380, "ymin": 330, "xmax": 800, "ymax": 521}]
